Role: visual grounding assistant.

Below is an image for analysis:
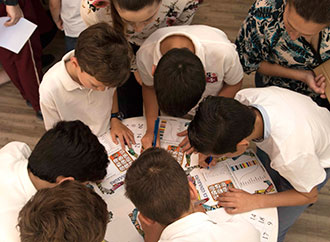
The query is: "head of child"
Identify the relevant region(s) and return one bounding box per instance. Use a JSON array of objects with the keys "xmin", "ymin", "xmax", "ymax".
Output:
[
  {"xmin": 284, "ymin": 0, "xmax": 330, "ymax": 41},
  {"xmin": 188, "ymin": 96, "xmax": 256, "ymax": 158},
  {"xmin": 125, "ymin": 147, "xmax": 199, "ymax": 227},
  {"xmin": 110, "ymin": 0, "xmax": 161, "ymax": 33},
  {"xmin": 154, "ymin": 48, "xmax": 206, "ymax": 117},
  {"xmin": 18, "ymin": 180, "xmax": 108, "ymax": 242},
  {"xmin": 71, "ymin": 22, "xmax": 131, "ymax": 91},
  {"xmin": 28, "ymin": 120, "xmax": 109, "ymax": 188}
]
